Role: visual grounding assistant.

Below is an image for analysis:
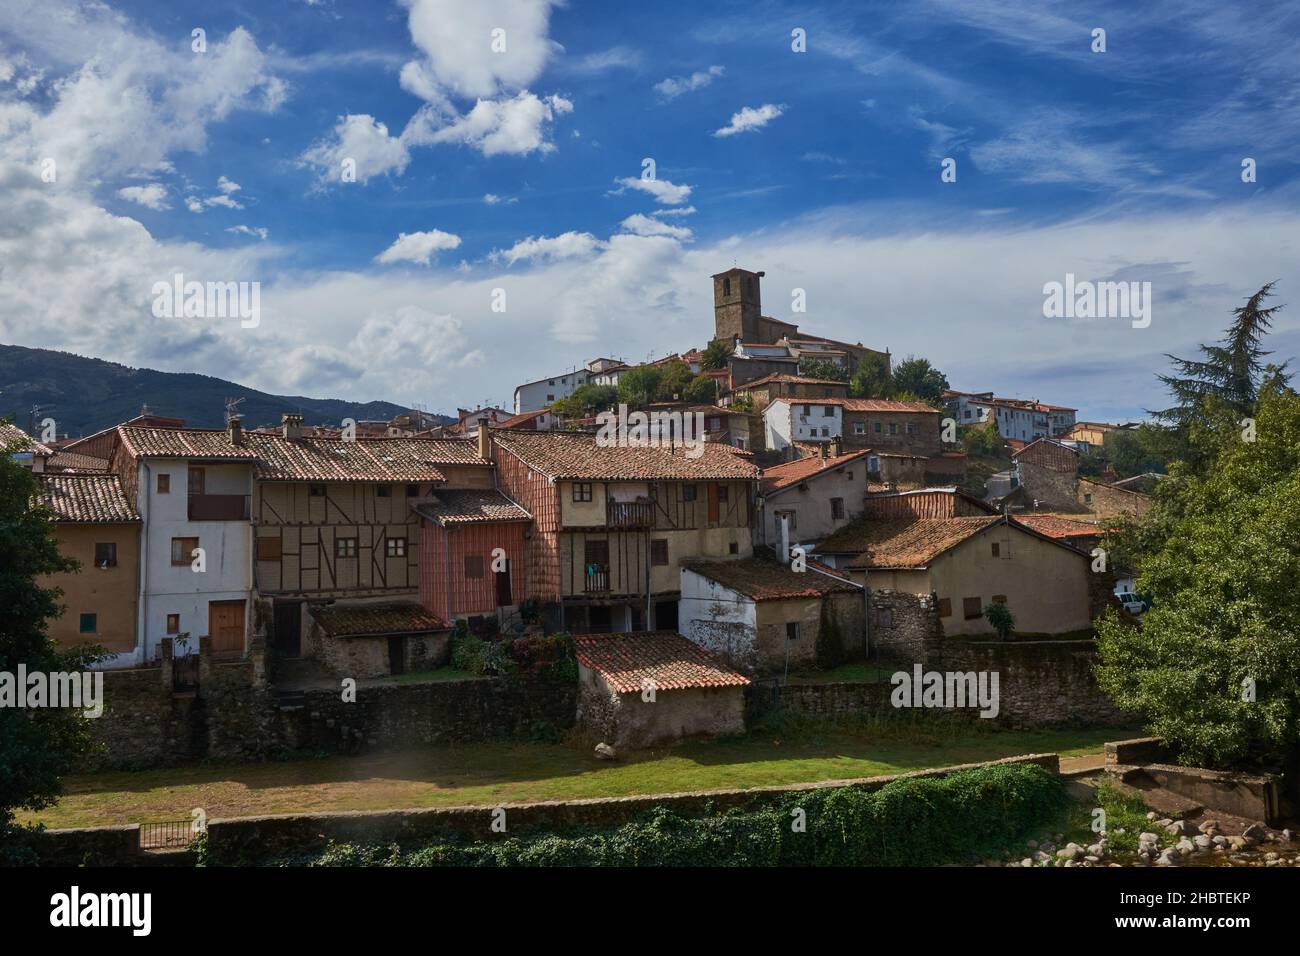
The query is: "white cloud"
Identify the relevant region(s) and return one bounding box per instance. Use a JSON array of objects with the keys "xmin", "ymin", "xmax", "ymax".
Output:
[
  {"xmin": 217, "ymin": 176, "xmax": 241, "ymax": 194},
  {"xmin": 493, "ymin": 231, "xmax": 604, "ymax": 266},
  {"xmin": 116, "ymin": 183, "xmax": 169, "ymax": 210},
  {"xmin": 204, "ymin": 194, "xmax": 243, "ymax": 210},
  {"xmin": 654, "ymin": 65, "xmax": 724, "ymax": 100},
  {"xmin": 619, "ymin": 214, "xmax": 693, "ymax": 240},
  {"xmin": 403, "ymin": 91, "xmax": 572, "ymax": 157},
  {"xmin": 483, "ymin": 193, "xmax": 518, "ymax": 205},
  {"xmin": 184, "ymin": 196, "xmax": 204, "ymax": 213},
  {"xmin": 612, "ymin": 176, "xmax": 692, "ymax": 205},
  {"xmin": 713, "ymin": 103, "xmax": 785, "ymax": 137},
  {"xmin": 300, "ymin": 113, "xmax": 411, "ymax": 185},
  {"xmin": 654, "ymin": 205, "xmax": 696, "ymax": 217},
  {"xmin": 226, "ymin": 224, "xmax": 269, "ymax": 240},
  {"xmin": 375, "ymin": 229, "xmax": 462, "ymax": 265}
]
